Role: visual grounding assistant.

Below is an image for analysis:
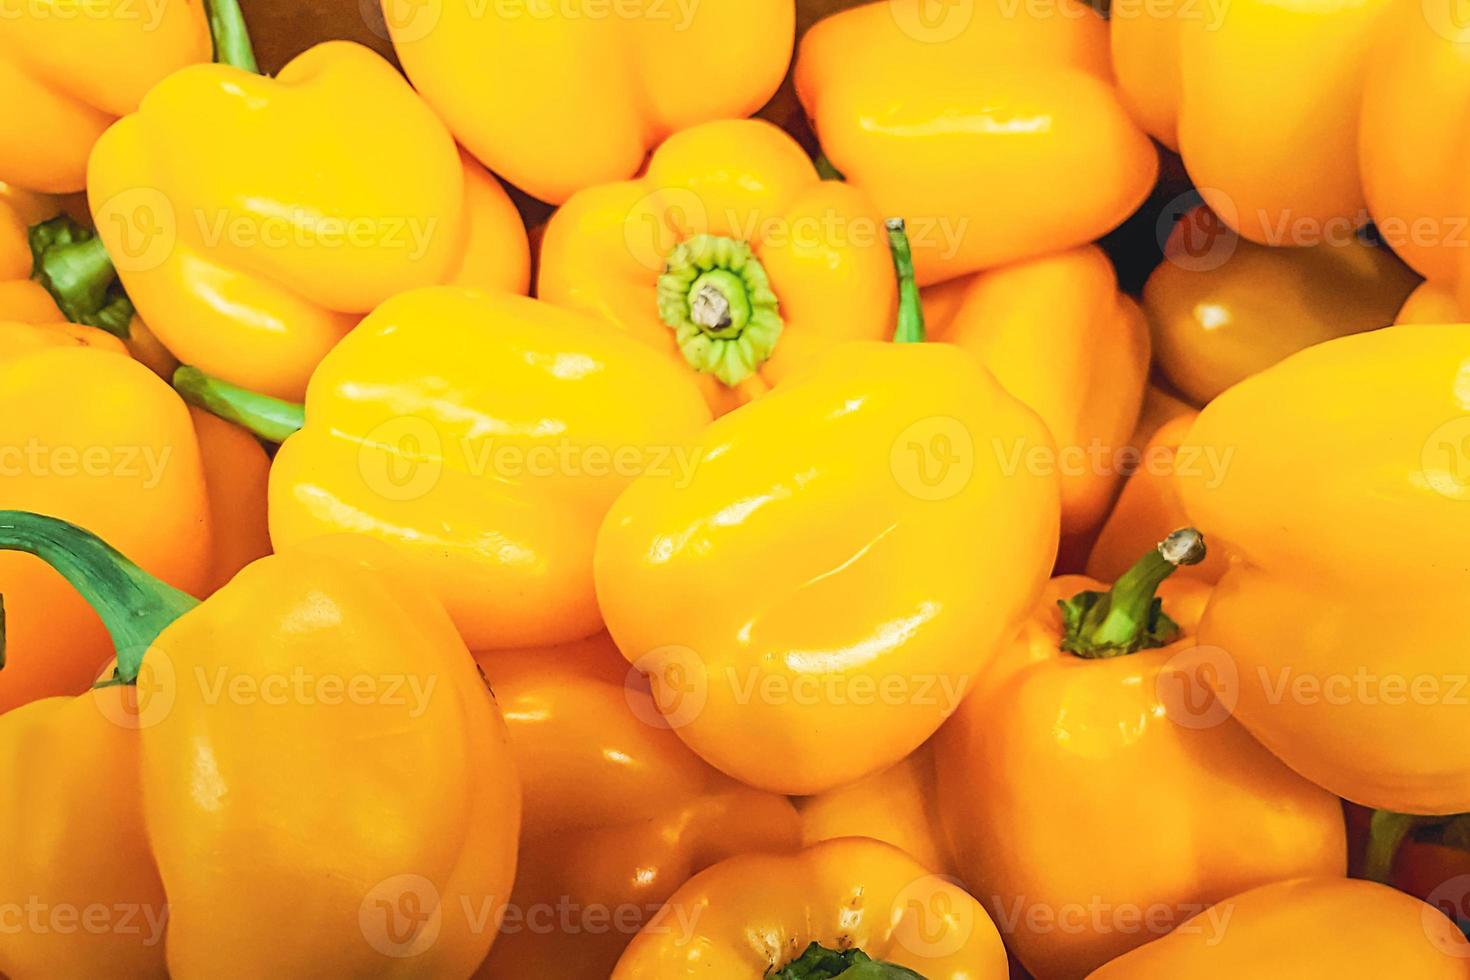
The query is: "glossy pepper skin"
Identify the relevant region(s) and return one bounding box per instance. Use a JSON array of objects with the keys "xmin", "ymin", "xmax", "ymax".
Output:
[
  {"xmin": 1087, "ymin": 878, "xmax": 1470, "ymax": 979},
  {"xmin": 0, "ymin": 0, "xmax": 210, "ymax": 193},
  {"xmin": 938, "ymin": 543, "xmax": 1346, "ymax": 980},
  {"xmin": 474, "ymin": 634, "xmax": 802, "ymax": 979},
  {"xmin": 611, "ymin": 838, "xmax": 1010, "ymax": 979},
  {"xmin": 595, "ymin": 339, "xmax": 1060, "ymax": 795},
  {"xmin": 538, "ymin": 118, "xmax": 896, "ymax": 416},
  {"xmin": 922, "ymin": 245, "xmax": 1150, "ymax": 538},
  {"xmin": 1112, "ymin": 0, "xmax": 1390, "ymax": 245},
  {"xmin": 1144, "ymin": 206, "xmax": 1420, "ymax": 404},
  {"xmin": 382, "ymin": 0, "xmax": 793, "ymax": 204},
  {"xmin": 253, "ymin": 286, "xmax": 712, "ymax": 651},
  {"xmin": 796, "ymin": 0, "xmax": 1157, "ymax": 284},
  {"xmin": 1177, "ymin": 324, "xmax": 1470, "ymax": 813},
  {"xmin": 88, "ymin": 40, "xmax": 530, "ymax": 400}
]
